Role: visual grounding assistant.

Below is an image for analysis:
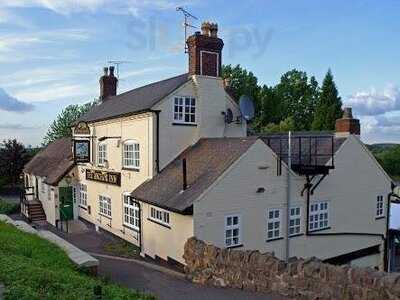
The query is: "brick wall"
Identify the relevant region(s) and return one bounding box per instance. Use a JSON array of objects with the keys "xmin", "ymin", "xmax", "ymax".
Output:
[{"xmin": 184, "ymin": 237, "xmax": 400, "ymax": 299}]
